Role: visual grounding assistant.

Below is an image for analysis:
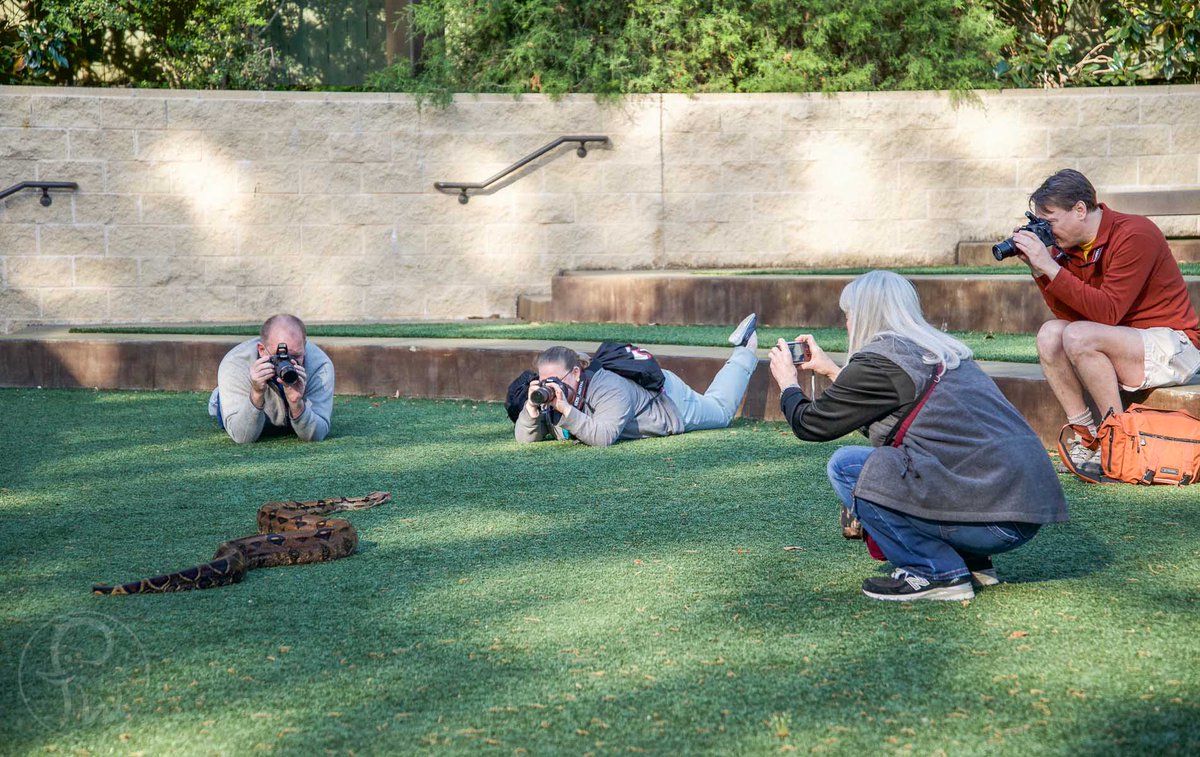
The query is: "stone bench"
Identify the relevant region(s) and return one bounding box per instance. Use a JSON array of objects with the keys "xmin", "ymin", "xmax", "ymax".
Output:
[{"xmin": 519, "ymin": 271, "xmax": 1200, "ymax": 335}]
